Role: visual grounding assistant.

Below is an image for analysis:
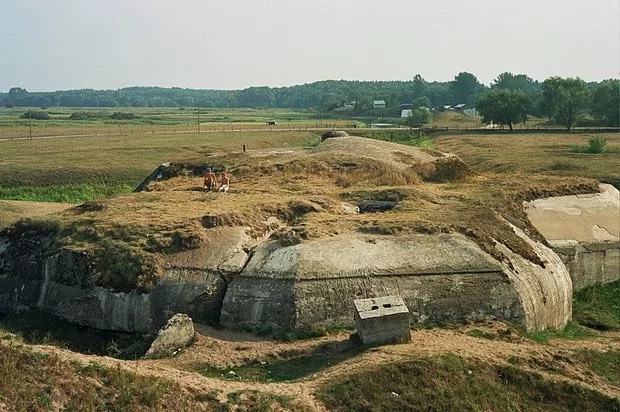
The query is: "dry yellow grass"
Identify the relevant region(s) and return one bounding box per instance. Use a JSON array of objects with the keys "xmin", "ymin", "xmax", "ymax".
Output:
[
  {"xmin": 0, "ymin": 200, "xmax": 75, "ymax": 229},
  {"xmin": 434, "ymin": 132, "xmax": 620, "ymax": 185}
]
